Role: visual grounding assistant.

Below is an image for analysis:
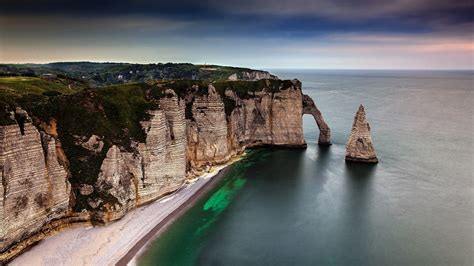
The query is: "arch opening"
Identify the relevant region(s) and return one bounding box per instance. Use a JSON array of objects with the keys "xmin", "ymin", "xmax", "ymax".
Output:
[{"xmin": 302, "ymin": 94, "xmax": 331, "ymax": 146}]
